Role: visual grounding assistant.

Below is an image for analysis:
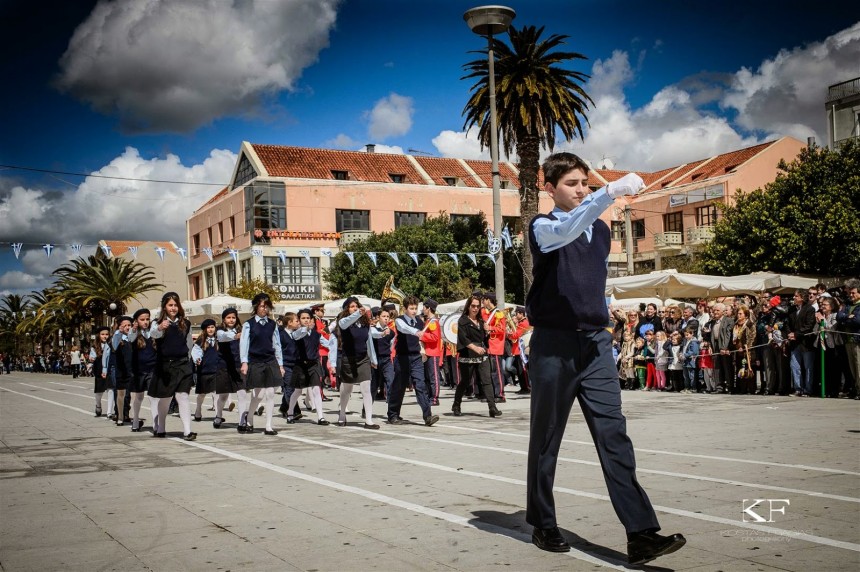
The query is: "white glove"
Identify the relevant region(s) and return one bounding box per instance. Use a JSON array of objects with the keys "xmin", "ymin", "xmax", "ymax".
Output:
[{"xmin": 607, "ymin": 173, "xmax": 645, "ymax": 198}]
